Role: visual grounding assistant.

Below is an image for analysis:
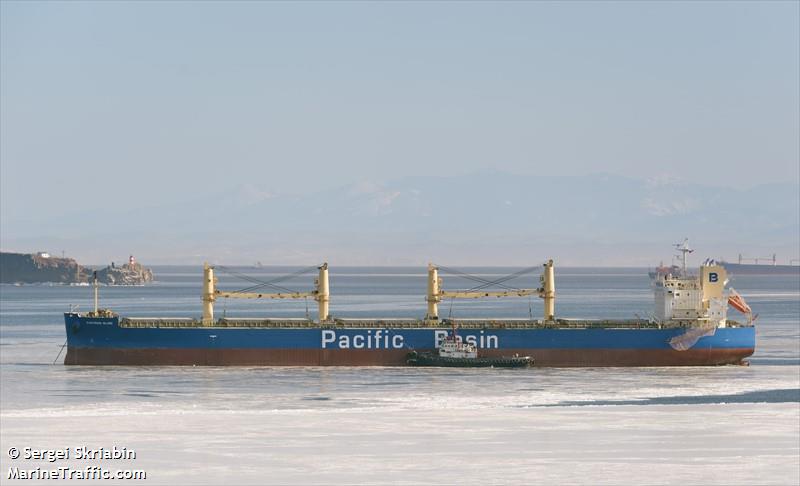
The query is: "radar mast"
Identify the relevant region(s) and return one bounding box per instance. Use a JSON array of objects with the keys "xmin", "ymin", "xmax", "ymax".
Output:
[{"xmin": 674, "ymin": 238, "xmax": 693, "ymax": 276}]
